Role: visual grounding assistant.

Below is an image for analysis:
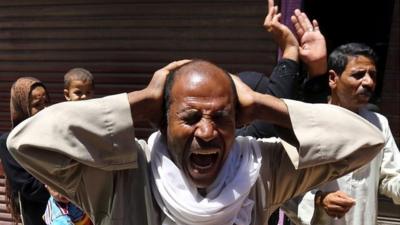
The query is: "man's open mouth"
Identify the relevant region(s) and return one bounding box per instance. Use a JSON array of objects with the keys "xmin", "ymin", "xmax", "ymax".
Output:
[{"xmin": 190, "ymin": 151, "xmax": 219, "ymax": 171}]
